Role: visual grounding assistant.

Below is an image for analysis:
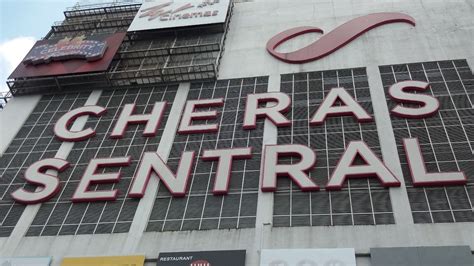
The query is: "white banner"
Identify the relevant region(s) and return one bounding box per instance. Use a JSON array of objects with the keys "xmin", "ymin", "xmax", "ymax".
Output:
[
  {"xmin": 0, "ymin": 257, "xmax": 51, "ymax": 266},
  {"xmin": 260, "ymin": 249, "xmax": 356, "ymax": 266},
  {"xmin": 128, "ymin": 0, "xmax": 231, "ymax": 32}
]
